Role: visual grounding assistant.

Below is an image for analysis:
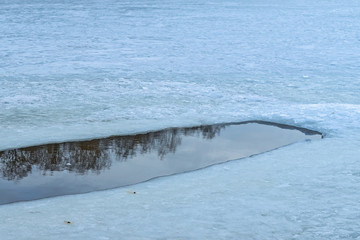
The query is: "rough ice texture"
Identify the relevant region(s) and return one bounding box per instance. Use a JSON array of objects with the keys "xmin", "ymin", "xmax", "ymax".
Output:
[{"xmin": 1, "ymin": 0, "xmax": 360, "ymax": 239}]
